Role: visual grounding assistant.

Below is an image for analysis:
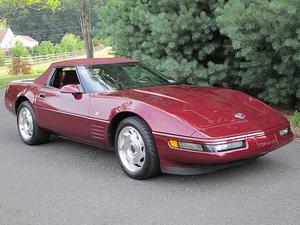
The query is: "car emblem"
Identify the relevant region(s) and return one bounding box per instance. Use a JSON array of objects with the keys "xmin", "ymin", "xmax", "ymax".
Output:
[{"xmin": 235, "ymin": 113, "xmax": 246, "ymax": 120}]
